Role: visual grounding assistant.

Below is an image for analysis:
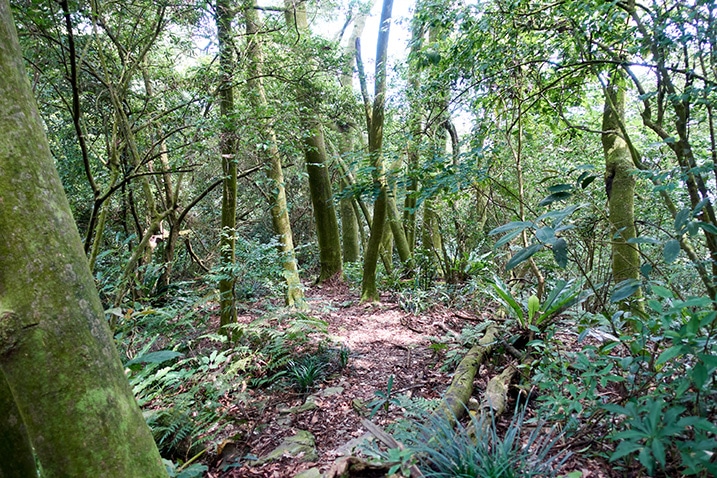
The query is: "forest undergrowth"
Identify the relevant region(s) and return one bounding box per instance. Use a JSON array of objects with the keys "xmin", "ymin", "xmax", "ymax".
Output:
[{"xmin": 114, "ymin": 264, "xmax": 717, "ymax": 478}]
